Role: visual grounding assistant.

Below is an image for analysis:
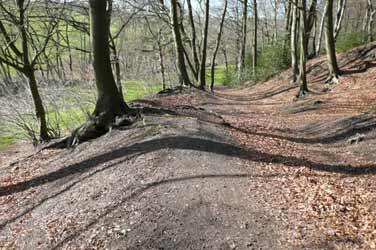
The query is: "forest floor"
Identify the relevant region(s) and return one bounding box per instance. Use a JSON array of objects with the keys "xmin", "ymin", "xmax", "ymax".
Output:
[{"xmin": 1, "ymin": 43, "xmax": 376, "ymax": 250}]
